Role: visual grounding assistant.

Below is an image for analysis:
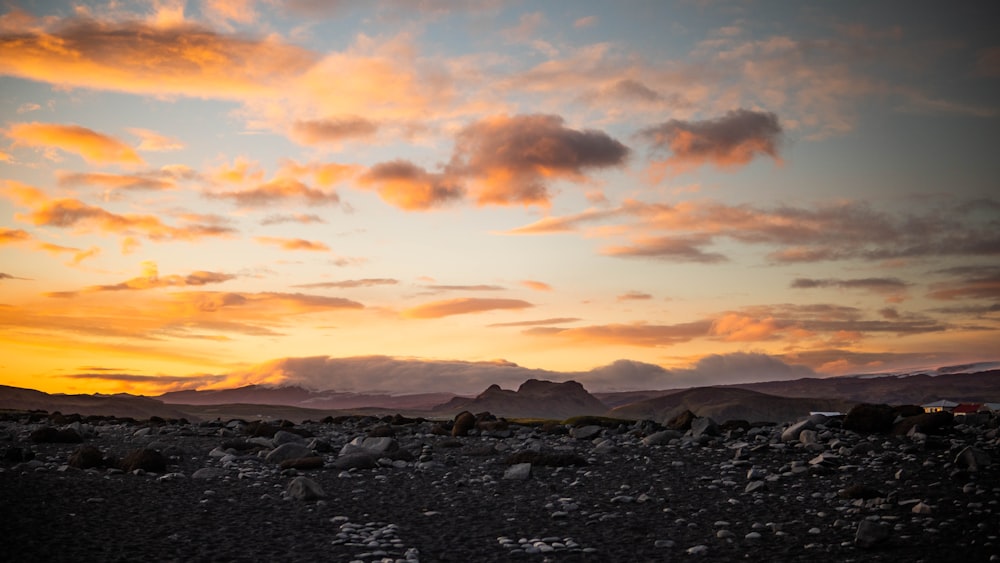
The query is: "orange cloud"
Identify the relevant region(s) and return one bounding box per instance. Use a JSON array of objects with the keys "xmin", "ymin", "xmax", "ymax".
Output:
[
  {"xmin": 0, "ymin": 19, "xmax": 315, "ymax": 100},
  {"xmin": 277, "ymin": 160, "xmax": 360, "ymax": 188},
  {"xmin": 639, "ymin": 109, "xmax": 781, "ymax": 175},
  {"xmin": 402, "ymin": 298, "xmax": 533, "ymax": 319},
  {"xmin": 710, "ymin": 313, "xmax": 782, "ymax": 342},
  {"xmin": 617, "ymin": 291, "xmax": 652, "ymax": 301},
  {"xmin": 525, "ymin": 320, "xmax": 711, "ymax": 347},
  {"xmin": 128, "ymin": 128, "xmax": 185, "ymax": 151},
  {"xmin": 213, "ymin": 178, "xmax": 339, "ymax": 207},
  {"xmin": 212, "ymin": 156, "xmax": 265, "ymax": 184},
  {"xmin": 358, "ymin": 159, "xmax": 464, "ymax": 211},
  {"xmin": 57, "ymin": 171, "xmax": 175, "ymax": 192},
  {"xmin": 360, "ymin": 114, "xmax": 629, "ymax": 210},
  {"xmin": 2, "ymin": 181, "xmax": 236, "ymax": 241},
  {"xmin": 6, "ymin": 122, "xmax": 143, "ymax": 165},
  {"xmin": 0, "ymin": 227, "xmax": 30, "ymax": 243},
  {"xmin": 451, "ymin": 114, "xmax": 629, "ymax": 207},
  {"xmin": 520, "ymin": 280, "xmax": 552, "ymax": 291},
  {"xmin": 68, "ymin": 262, "xmax": 236, "ymax": 294},
  {"xmin": 290, "ymin": 116, "xmax": 379, "ymax": 145},
  {"xmin": 255, "ymin": 236, "xmax": 330, "ymax": 251}
]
